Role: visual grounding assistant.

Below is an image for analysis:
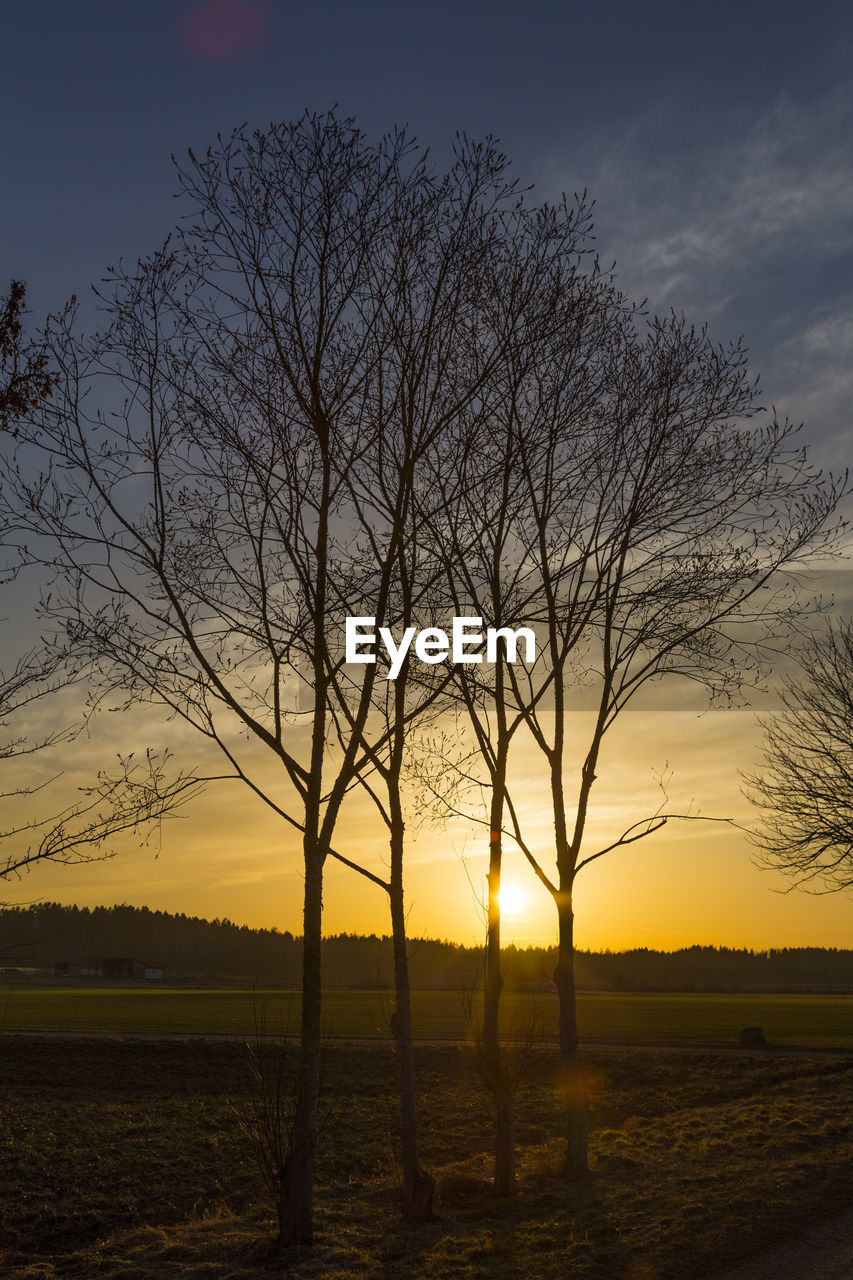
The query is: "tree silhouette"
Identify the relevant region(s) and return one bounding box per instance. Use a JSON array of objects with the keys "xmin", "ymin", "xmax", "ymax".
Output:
[
  {"xmin": 1, "ymin": 282, "xmax": 200, "ymax": 889},
  {"xmin": 0, "ymin": 281, "xmax": 52, "ymax": 430},
  {"xmin": 2, "ymin": 116, "xmax": 844, "ymax": 1237},
  {"xmin": 0, "ymin": 115, "xmax": 544, "ymax": 1245},
  {"xmin": 413, "ymin": 219, "xmax": 621, "ymax": 1194},
  {"xmin": 503, "ymin": 313, "xmax": 843, "ymax": 1177},
  {"xmin": 746, "ymin": 617, "xmax": 853, "ymax": 890}
]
